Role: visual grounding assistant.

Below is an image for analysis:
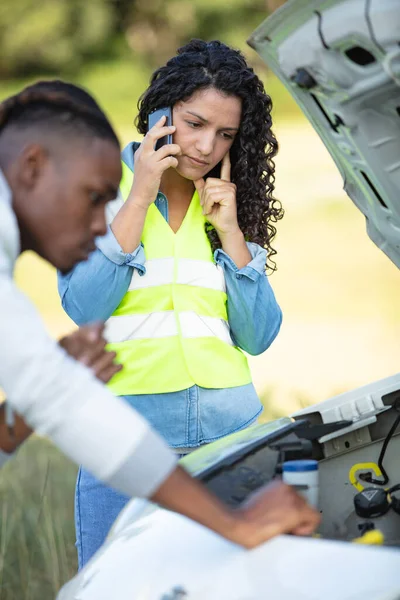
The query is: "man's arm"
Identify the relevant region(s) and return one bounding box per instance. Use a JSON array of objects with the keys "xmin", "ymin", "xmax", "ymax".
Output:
[
  {"xmin": 151, "ymin": 466, "xmax": 319, "ymax": 548},
  {"xmin": 0, "ymin": 274, "xmax": 177, "ymax": 496},
  {"xmin": 0, "ymin": 322, "xmax": 122, "ymax": 453},
  {"xmin": 0, "ymin": 406, "xmax": 31, "ymax": 454}
]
